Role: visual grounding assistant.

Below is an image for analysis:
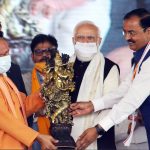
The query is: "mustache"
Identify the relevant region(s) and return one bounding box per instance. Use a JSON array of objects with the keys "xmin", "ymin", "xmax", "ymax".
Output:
[{"xmin": 127, "ymin": 39, "xmax": 135, "ymax": 43}]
